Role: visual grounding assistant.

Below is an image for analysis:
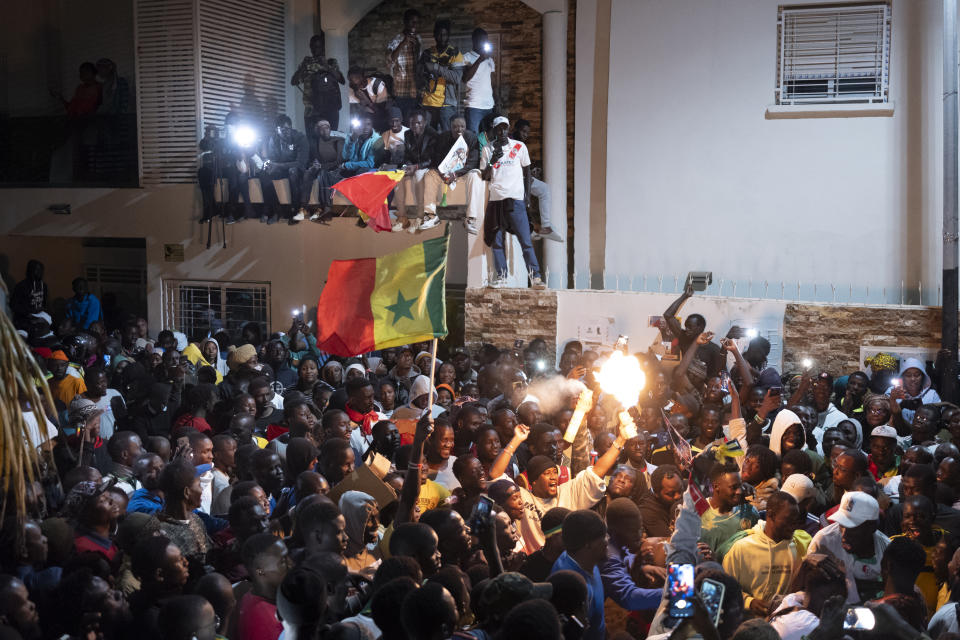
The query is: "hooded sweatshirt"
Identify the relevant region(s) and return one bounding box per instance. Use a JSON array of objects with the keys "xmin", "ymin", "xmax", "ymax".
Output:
[
  {"xmin": 339, "ymin": 490, "xmax": 381, "ymax": 572},
  {"xmin": 721, "ymin": 521, "xmax": 801, "ymax": 610},
  {"xmin": 770, "ymin": 410, "xmax": 803, "ymax": 457},
  {"xmin": 182, "ymin": 340, "xmax": 224, "ymax": 384},
  {"xmin": 885, "ymin": 357, "xmax": 941, "ymax": 425}
]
